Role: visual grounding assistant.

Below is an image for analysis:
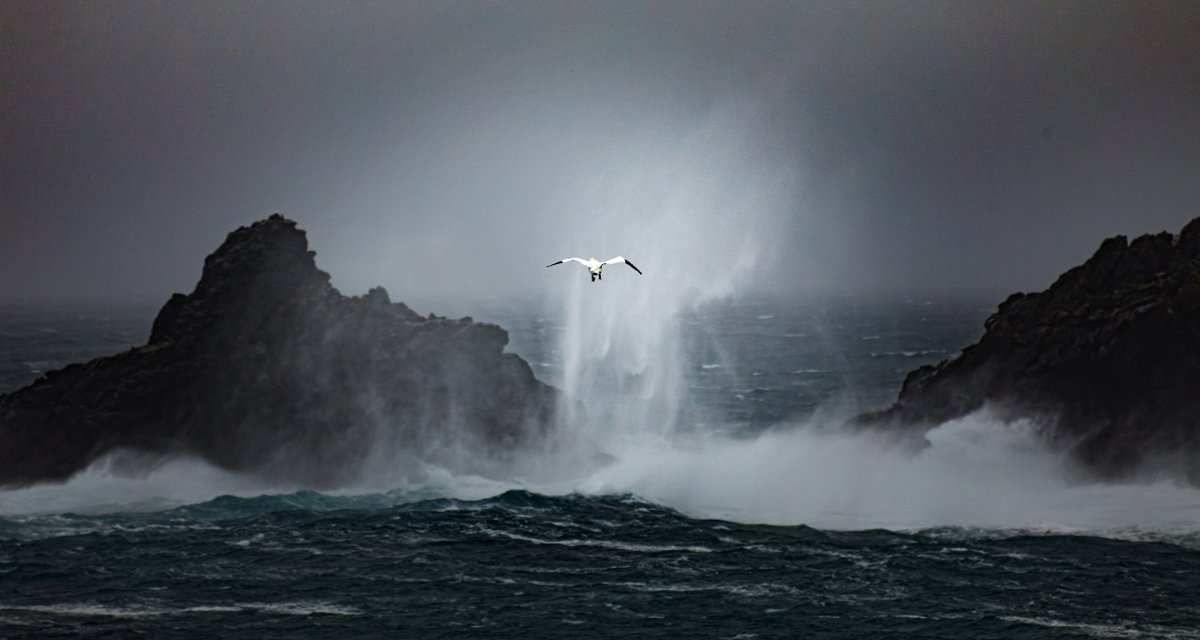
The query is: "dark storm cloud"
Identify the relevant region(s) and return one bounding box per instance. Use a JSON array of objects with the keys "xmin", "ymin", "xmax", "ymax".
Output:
[
  {"xmin": 2, "ymin": 1, "xmax": 1198, "ymax": 302},
  {"xmin": 792, "ymin": 1, "xmax": 1200, "ymax": 294}
]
